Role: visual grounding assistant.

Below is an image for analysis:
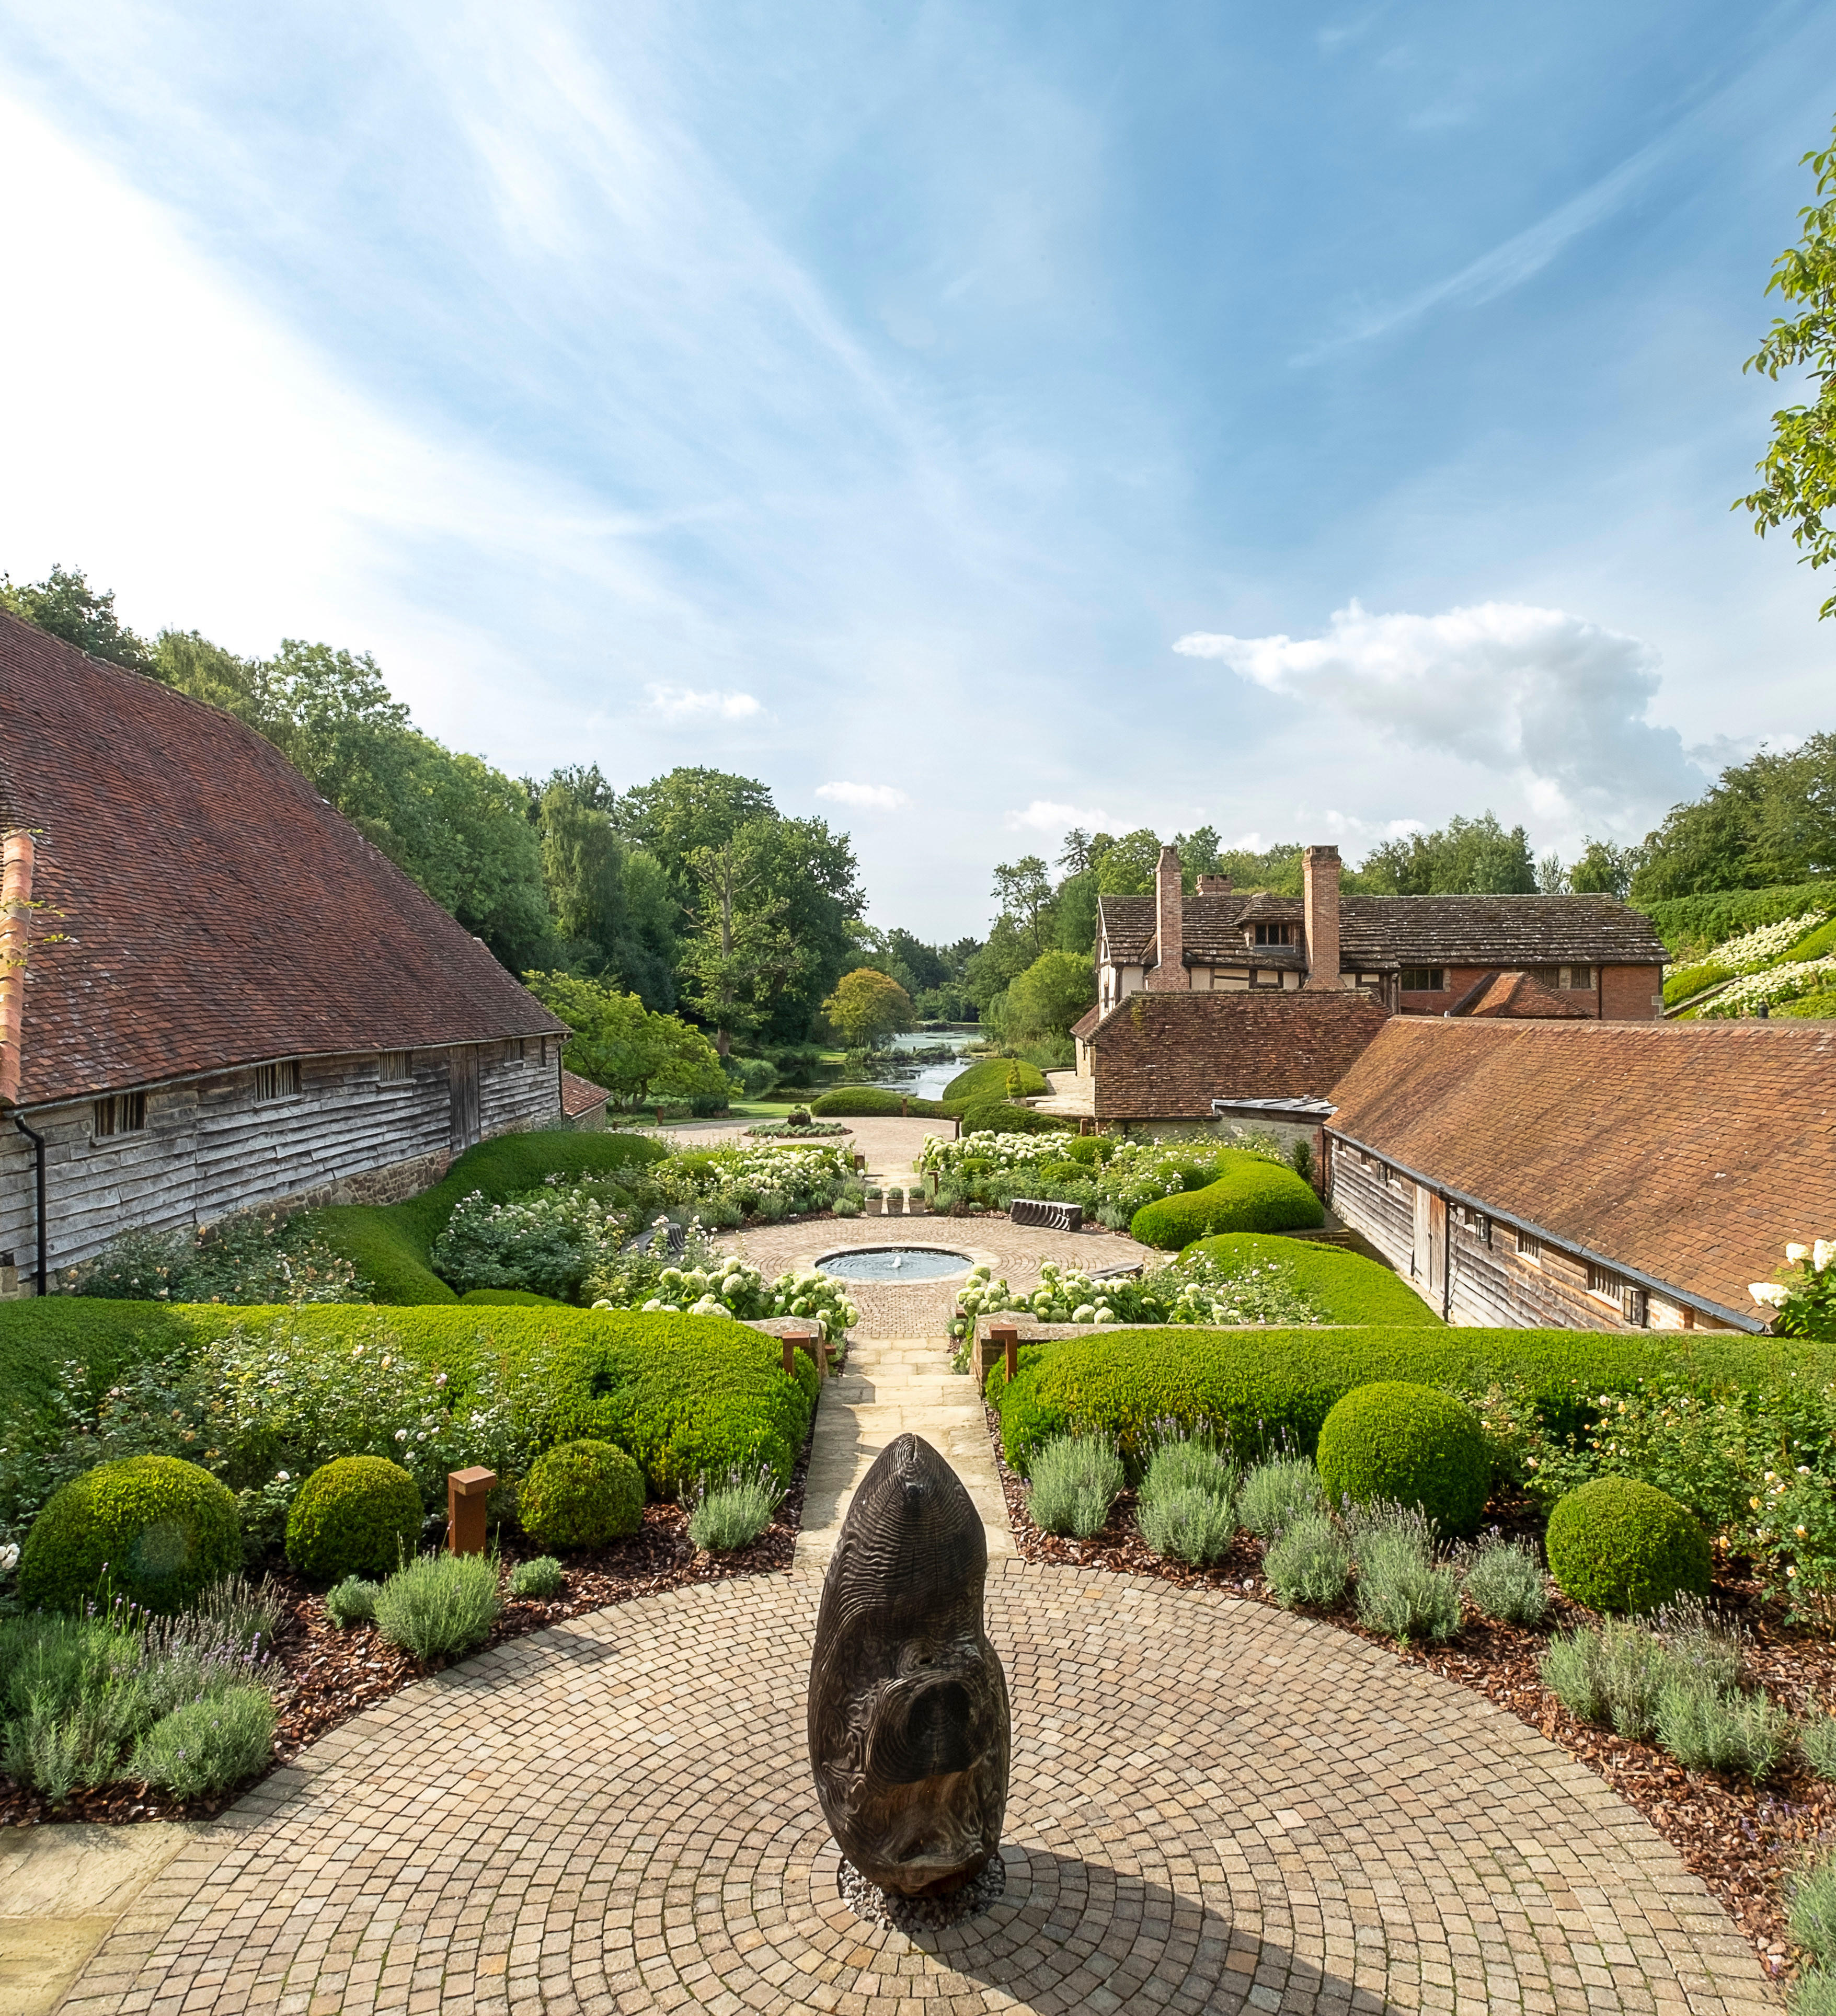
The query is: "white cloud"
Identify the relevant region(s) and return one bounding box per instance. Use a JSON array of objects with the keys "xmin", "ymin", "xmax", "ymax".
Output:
[
  {"xmin": 1005, "ymin": 799, "xmax": 1118, "ymax": 835},
  {"xmin": 814, "ymin": 781, "xmax": 910, "ymax": 810},
  {"xmin": 645, "ymin": 684, "xmax": 762, "ymax": 722},
  {"xmin": 1175, "ymin": 599, "xmax": 1700, "ymax": 824}
]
